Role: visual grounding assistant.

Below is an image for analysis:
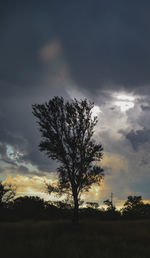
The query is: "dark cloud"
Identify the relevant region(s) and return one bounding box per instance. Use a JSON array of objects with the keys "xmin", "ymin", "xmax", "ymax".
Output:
[
  {"xmin": 1, "ymin": 1, "xmax": 150, "ymax": 97},
  {"xmin": 139, "ymin": 158, "xmax": 149, "ymax": 167},
  {"xmin": 50, "ymin": 0, "xmax": 150, "ymax": 93},
  {"xmin": 1, "ymin": 0, "xmax": 150, "ymax": 179},
  {"xmin": 126, "ymin": 128, "xmax": 150, "ymax": 150},
  {"xmin": 0, "ymin": 99, "xmax": 57, "ymax": 172},
  {"xmin": 0, "ymin": 143, "xmax": 7, "ymax": 157},
  {"xmin": 141, "ymin": 105, "xmax": 150, "ymax": 111},
  {"xmin": 10, "ymin": 165, "xmax": 49, "ymax": 177}
]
